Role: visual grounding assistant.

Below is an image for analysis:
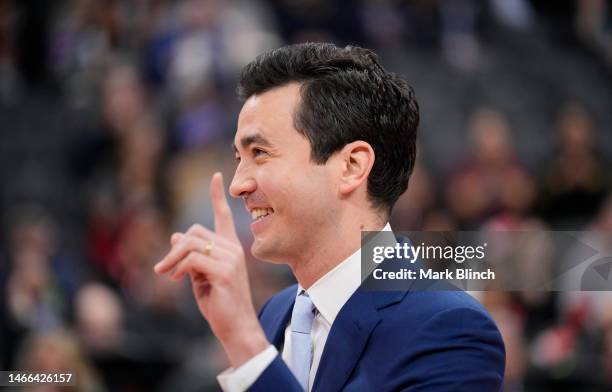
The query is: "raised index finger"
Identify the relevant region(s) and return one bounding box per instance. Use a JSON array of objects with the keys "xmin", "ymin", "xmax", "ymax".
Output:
[{"xmin": 210, "ymin": 172, "xmax": 238, "ymax": 241}]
